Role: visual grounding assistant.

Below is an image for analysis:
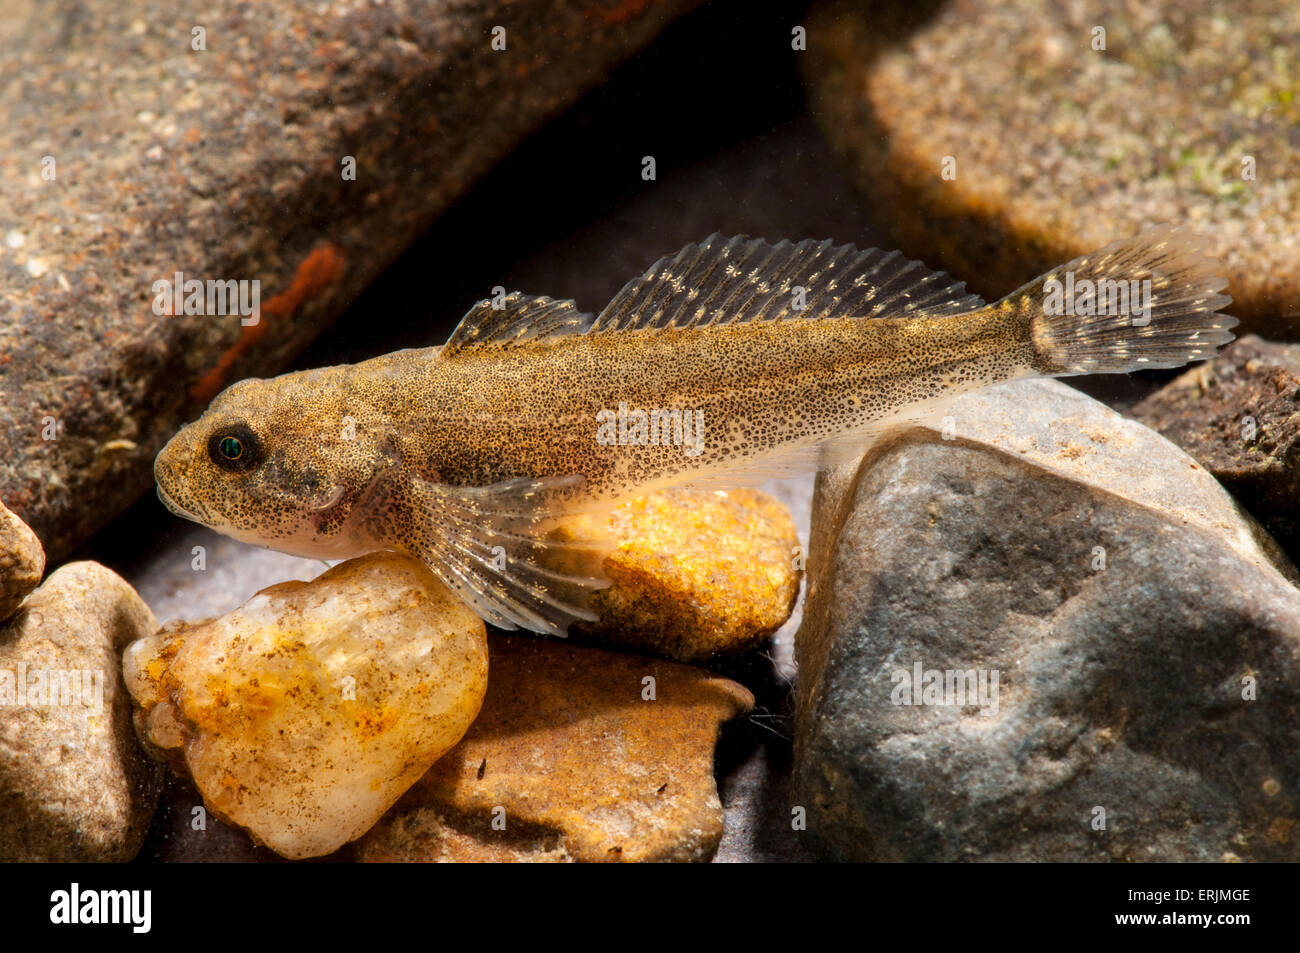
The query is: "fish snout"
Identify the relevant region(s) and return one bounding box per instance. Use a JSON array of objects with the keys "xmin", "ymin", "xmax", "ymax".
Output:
[{"xmin": 154, "ymin": 433, "xmax": 211, "ymax": 525}]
